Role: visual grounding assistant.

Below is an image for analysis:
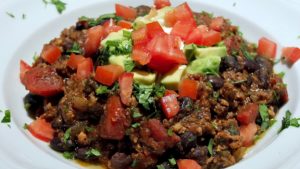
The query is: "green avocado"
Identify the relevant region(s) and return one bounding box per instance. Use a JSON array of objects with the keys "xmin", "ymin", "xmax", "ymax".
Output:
[
  {"xmin": 186, "ymin": 55, "xmax": 221, "ymax": 75},
  {"xmin": 108, "ymin": 55, "xmax": 132, "ymax": 69},
  {"xmin": 195, "ymin": 46, "xmax": 227, "ymax": 58},
  {"xmin": 132, "ymin": 70, "xmax": 157, "ymax": 85},
  {"xmin": 161, "ymin": 65, "xmax": 187, "ymax": 90}
]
